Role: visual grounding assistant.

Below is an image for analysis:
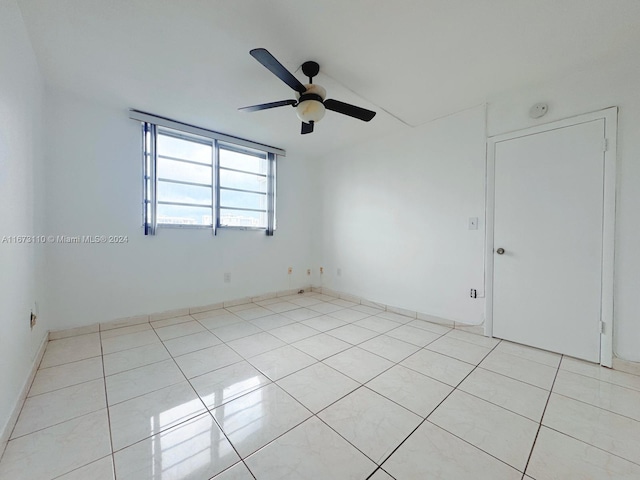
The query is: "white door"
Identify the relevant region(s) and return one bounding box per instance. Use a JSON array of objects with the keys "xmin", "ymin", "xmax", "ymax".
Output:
[{"xmin": 492, "ymin": 119, "xmax": 605, "ymax": 362}]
